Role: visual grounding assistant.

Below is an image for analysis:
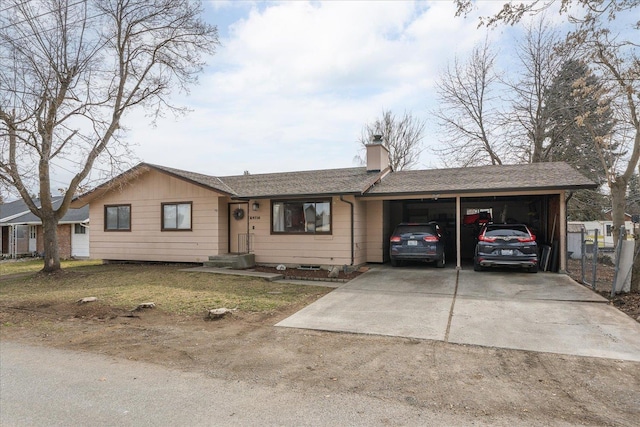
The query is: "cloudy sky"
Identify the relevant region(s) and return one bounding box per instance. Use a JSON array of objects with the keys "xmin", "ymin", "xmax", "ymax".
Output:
[{"xmin": 120, "ymin": 1, "xmax": 549, "ymax": 178}]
